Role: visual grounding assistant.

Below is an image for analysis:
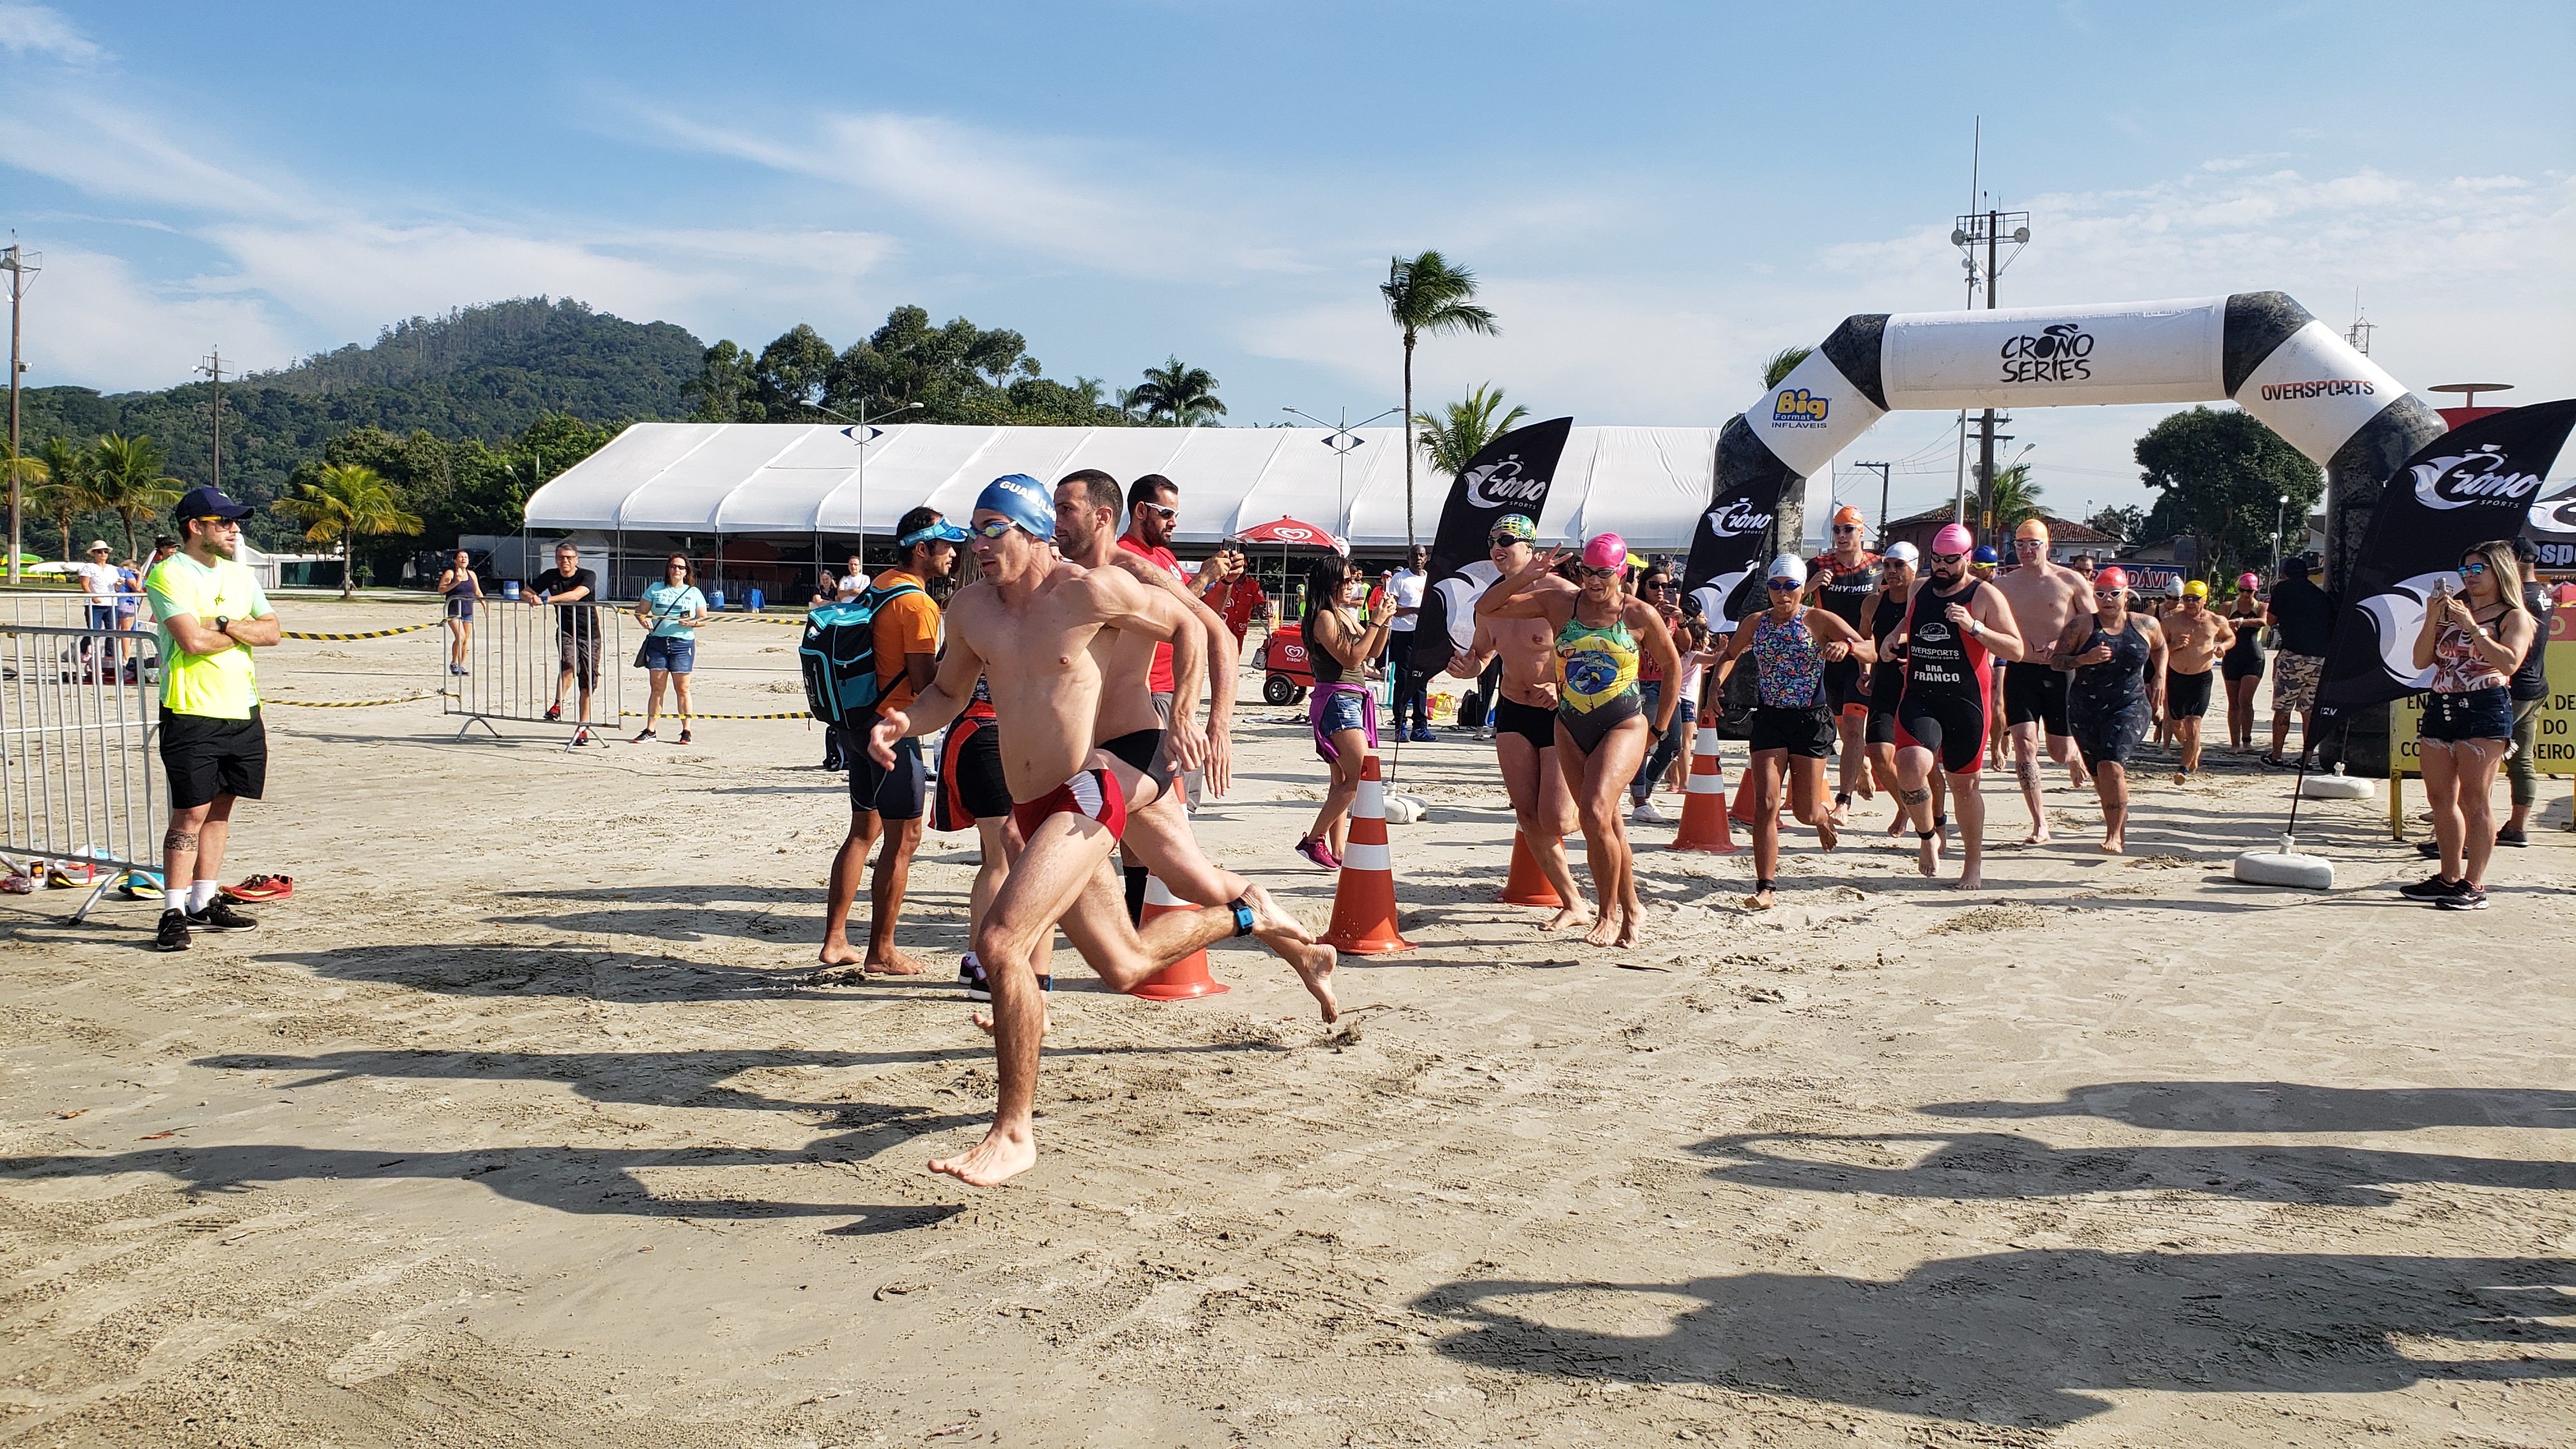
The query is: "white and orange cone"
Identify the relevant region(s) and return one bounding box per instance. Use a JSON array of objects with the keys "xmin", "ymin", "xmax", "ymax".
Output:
[
  {"xmin": 1671, "ymin": 723, "xmax": 1742, "ymax": 854},
  {"xmin": 1127, "ymin": 874, "xmax": 1231, "ymax": 1000},
  {"xmin": 1500, "ymin": 831, "xmax": 1566, "ymax": 907},
  {"xmin": 1324, "ymin": 753, "xmax": 1414, "ymax": 954}
]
